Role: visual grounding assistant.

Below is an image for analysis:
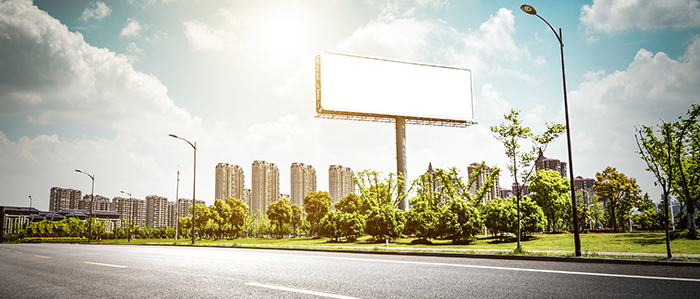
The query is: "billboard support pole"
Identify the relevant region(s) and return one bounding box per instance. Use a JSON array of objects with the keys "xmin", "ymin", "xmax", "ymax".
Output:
[{"xmin": 396, "ymin": 117, "xmax": 408, "ymax": 211}]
